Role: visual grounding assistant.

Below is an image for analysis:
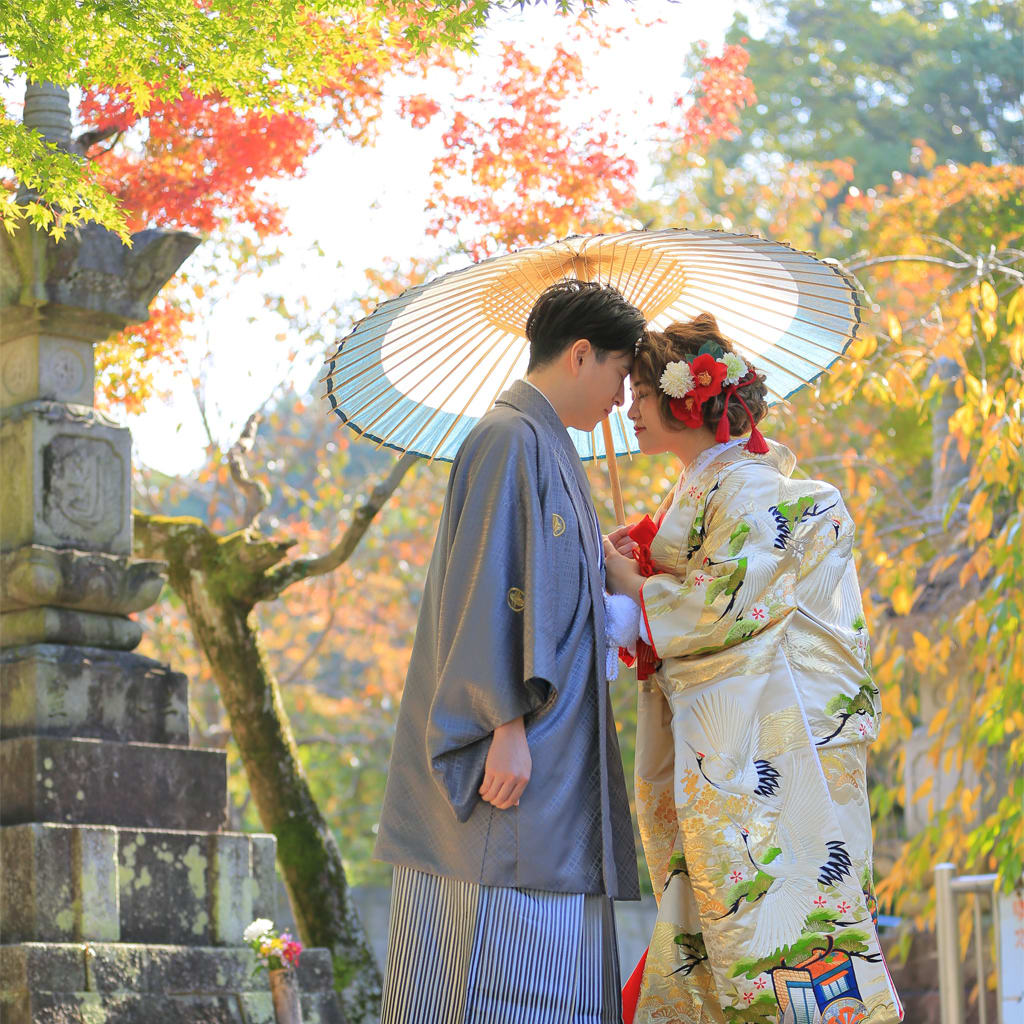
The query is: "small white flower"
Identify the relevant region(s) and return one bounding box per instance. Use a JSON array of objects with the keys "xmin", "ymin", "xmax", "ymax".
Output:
[
  {"xmin": 722, "ymin": 352, "xmax": 746, "ymax": 386},
  {"xmin": 243, "ymin": 918, "xmax": 274, "ymax": 944},
  {"xmin": 660, "ymin": 360, "xmax": 695, "ymax": 399}
]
